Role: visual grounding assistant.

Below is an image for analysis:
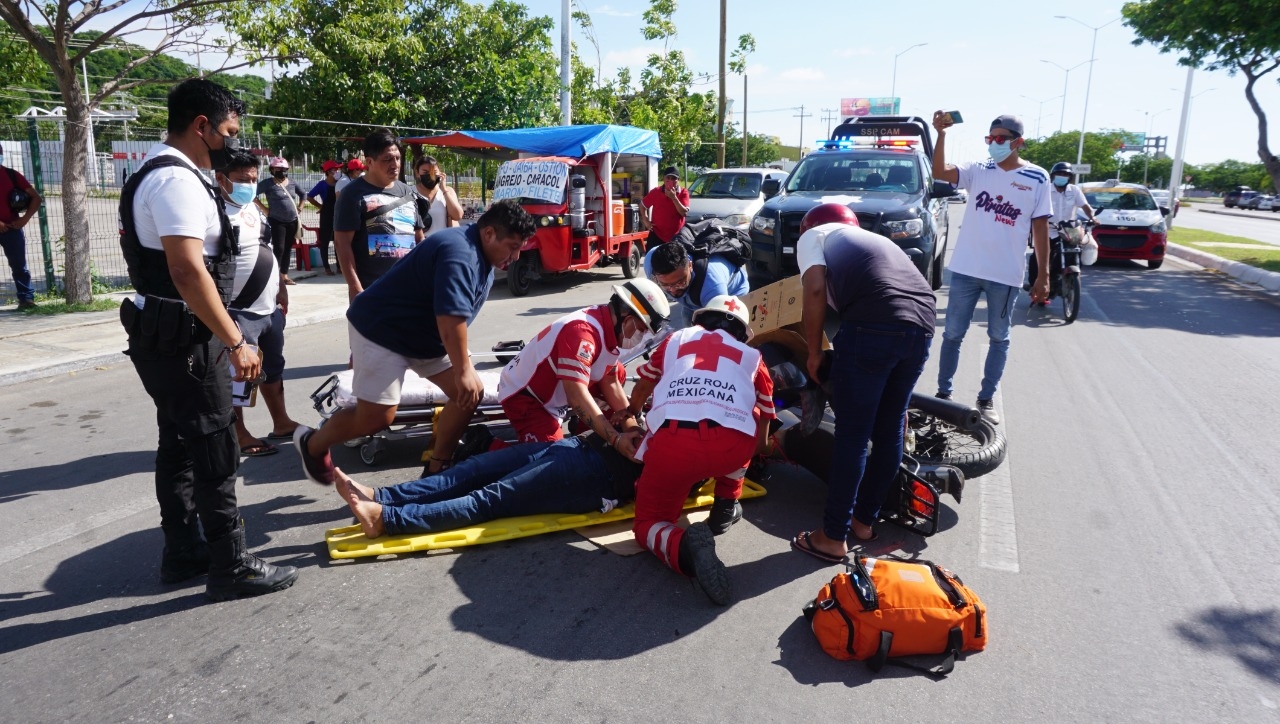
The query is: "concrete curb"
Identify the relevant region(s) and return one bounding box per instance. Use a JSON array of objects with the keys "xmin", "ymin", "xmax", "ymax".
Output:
[
  {"xmin": 1166, "ymin": 242, "xmax": 1280, "ymax": 293},
  {"xmin": 0, "ymin": 302, "xmax": 349, "ymax": 389},
  {"xmin": 1196, "ymin": 208, "xmax": 1280, "ymax": 222}
]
